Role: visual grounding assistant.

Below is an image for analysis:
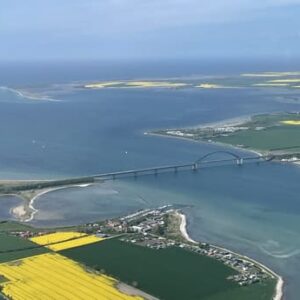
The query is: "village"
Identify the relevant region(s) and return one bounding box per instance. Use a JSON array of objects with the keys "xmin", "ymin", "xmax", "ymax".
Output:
[{"xmin": 10, "ymin": 205, "xmax": 272, "ymax": 287}]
